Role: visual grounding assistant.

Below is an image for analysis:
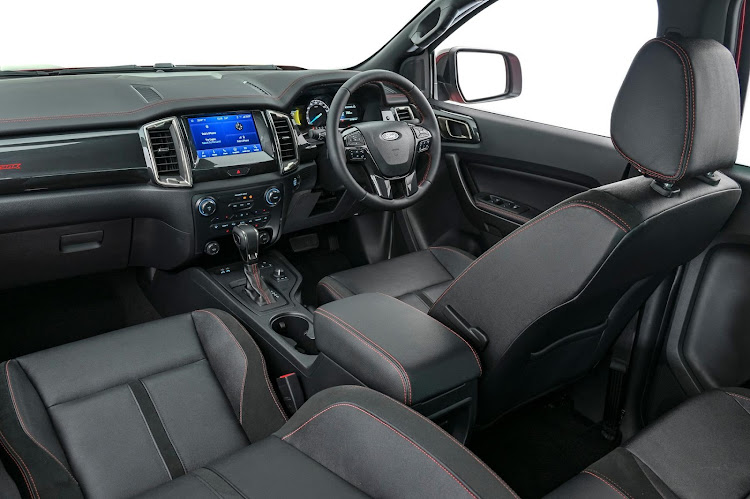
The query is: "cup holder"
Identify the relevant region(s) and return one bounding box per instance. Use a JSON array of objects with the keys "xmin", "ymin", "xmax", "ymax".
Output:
[{"xmin": 270, "ymin": 314, "xmax": 317, "ymax": 355}]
